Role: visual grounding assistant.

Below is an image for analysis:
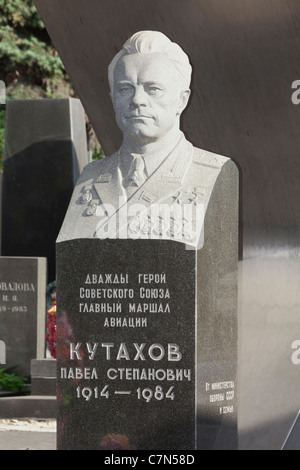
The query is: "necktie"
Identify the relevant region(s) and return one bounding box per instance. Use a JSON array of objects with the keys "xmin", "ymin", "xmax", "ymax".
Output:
[{"xmin": 128, "ymin": 156, "xmax": 146, "ymax": 187}]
